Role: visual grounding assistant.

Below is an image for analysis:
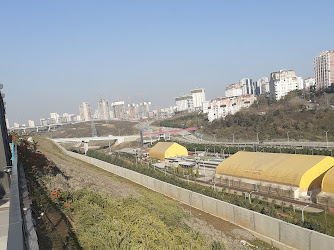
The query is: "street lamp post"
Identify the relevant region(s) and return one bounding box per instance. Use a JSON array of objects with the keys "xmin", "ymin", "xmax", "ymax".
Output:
[
  {"xmin": 302, "ymin": 205, "xmax": 309, "ymax": 222},
  {"xmin": 324, "ymin": 130, "xmax": 329, "ymax": 149},
  {"xmin": 249, "ymin": 190, "xmax": 257, "ymax": 204}
]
